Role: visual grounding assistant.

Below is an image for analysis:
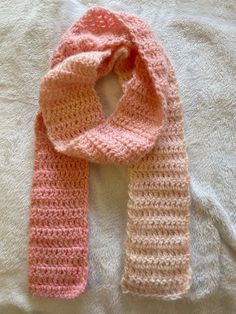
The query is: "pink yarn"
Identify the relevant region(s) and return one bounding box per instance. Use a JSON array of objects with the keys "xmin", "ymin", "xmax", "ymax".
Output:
[{"xmin": 28, "ymin": 7, "xmax": 191, "ymax": 299}]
